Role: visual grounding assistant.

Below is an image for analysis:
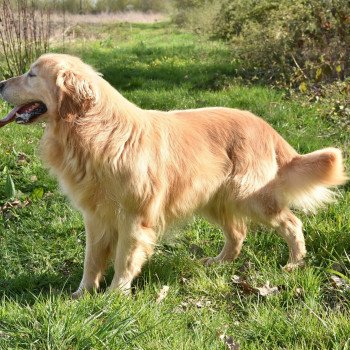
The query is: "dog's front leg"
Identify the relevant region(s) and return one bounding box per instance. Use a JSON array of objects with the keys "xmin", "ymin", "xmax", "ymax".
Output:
[
  {"xmin": 72, "ymin": 216, "xmax": 112, "ymax": 299},
  {"xmin": 109, "ymin": 216, "xmax": 156, "ymax": 293}
]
